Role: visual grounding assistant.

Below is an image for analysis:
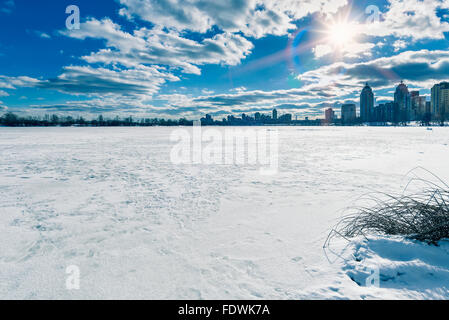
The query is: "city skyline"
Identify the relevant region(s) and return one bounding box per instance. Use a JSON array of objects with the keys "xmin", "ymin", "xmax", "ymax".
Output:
[
  {"xmin": 1, "ymin": 79, "xmax": 447, "ymax": 125},
  {"xmin": 324, "ymin": 80, "xmax": 448, "ymax": 124},
  {"xmin": 2, "ymin": 1, "xmax": 449, "ymax": 119}
]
